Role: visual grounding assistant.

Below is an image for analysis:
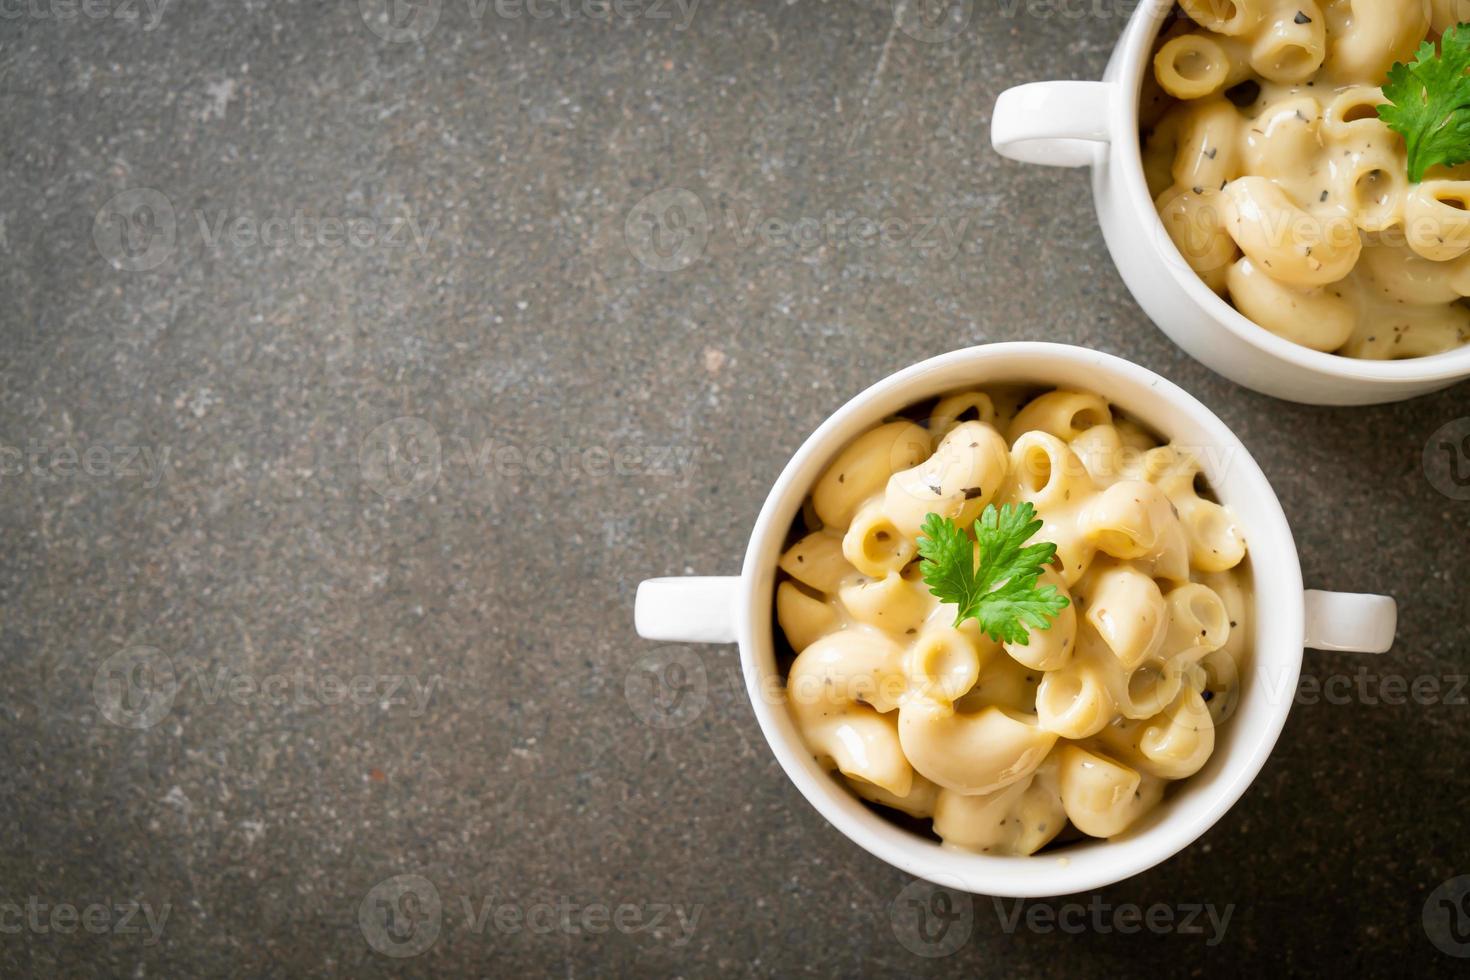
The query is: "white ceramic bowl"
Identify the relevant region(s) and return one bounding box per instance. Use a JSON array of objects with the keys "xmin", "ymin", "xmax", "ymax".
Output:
[
  {"xmin": 990, "ymin": 0, "xmax": 1470, "ymax": 405},
  {"xmin": 634, "ymin": 343, "xmax": 1396, "ymax": 896}
]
